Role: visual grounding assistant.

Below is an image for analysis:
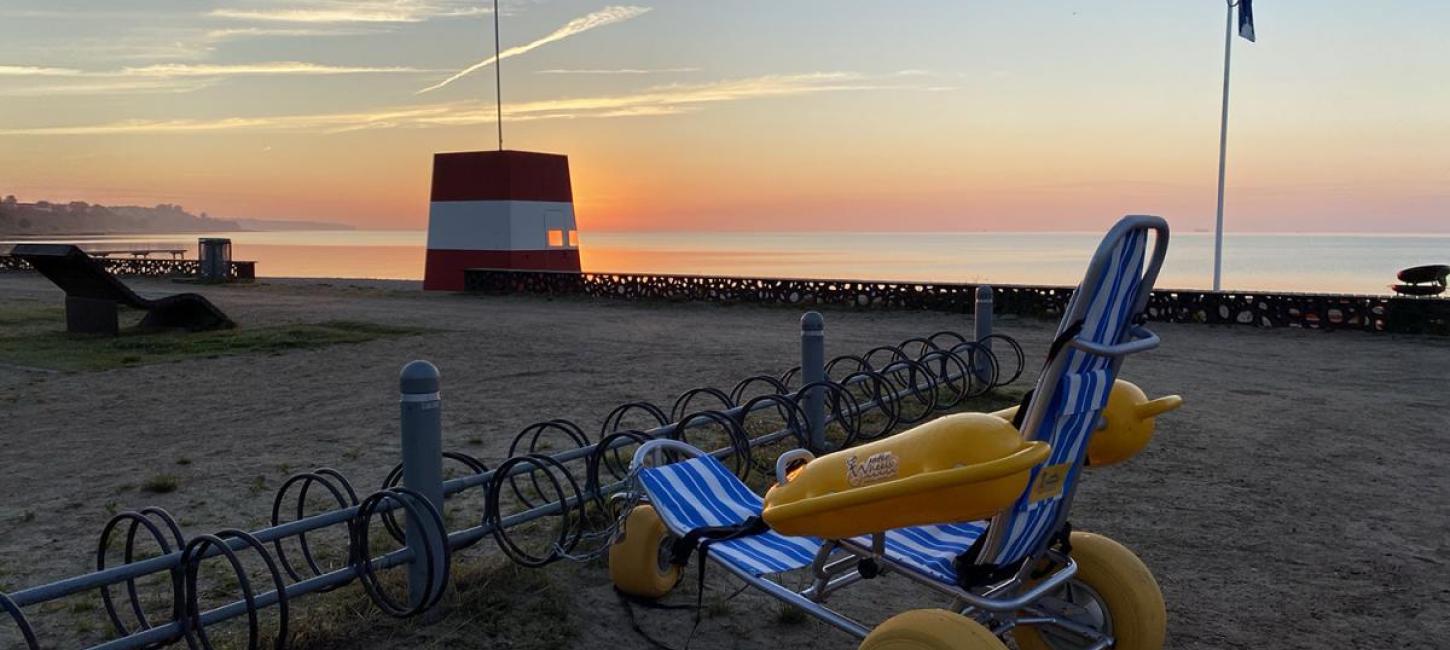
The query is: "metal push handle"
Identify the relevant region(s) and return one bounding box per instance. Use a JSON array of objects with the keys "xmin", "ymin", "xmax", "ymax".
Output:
[{"xmin": 1068, "ymin": 325, "xmax": 1160, "ymax": 358}]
